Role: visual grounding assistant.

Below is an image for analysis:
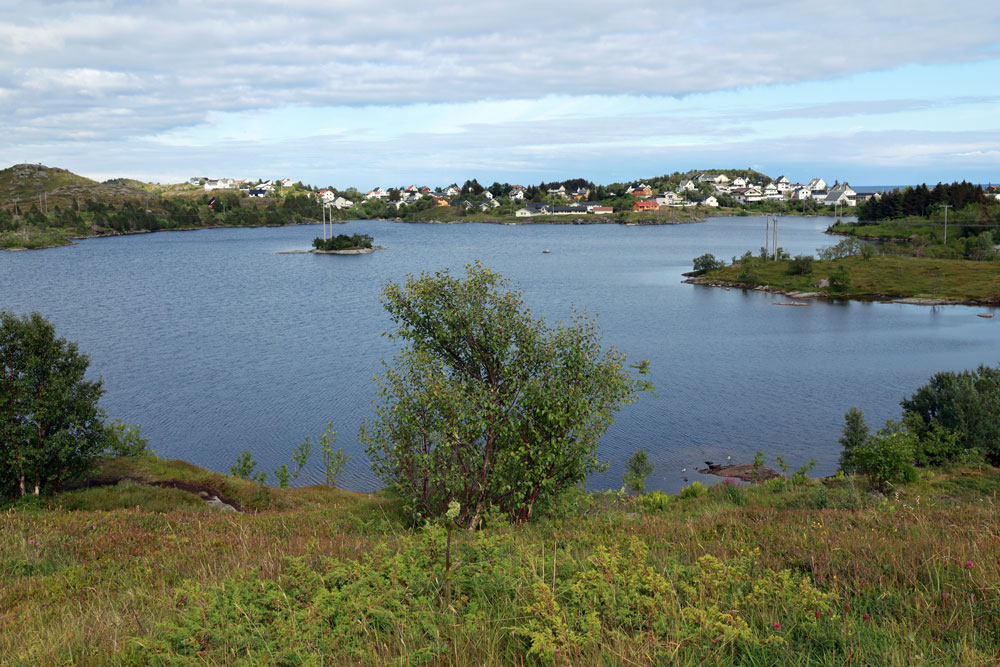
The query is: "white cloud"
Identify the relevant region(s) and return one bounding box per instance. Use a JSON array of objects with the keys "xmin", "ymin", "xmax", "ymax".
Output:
[{"xmin": 1, "ymin": 1, "xmax": 998, "ymax": 184}]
